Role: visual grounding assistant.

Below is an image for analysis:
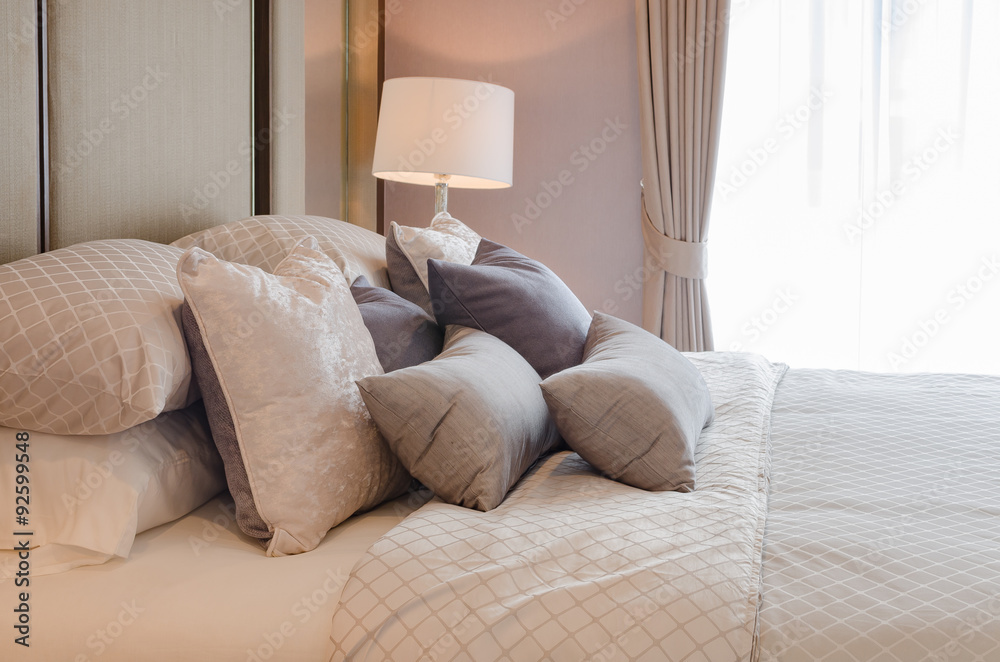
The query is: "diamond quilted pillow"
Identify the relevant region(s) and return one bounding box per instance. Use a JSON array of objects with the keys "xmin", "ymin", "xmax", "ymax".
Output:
[
  {"xmin": 171, "ymin": 214, "xmax": 391, "ymax": 289},
  {"xmin": 0, "ymin": 240, "xmax": 199, "ymax": 435}
]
